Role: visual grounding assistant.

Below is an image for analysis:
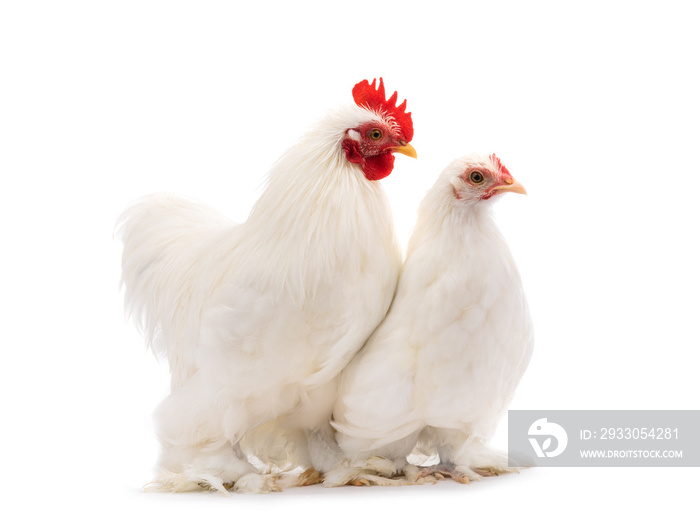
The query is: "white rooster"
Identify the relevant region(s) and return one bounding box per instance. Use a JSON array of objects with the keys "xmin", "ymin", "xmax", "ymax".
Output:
[
  {"xmin": 117, "ymin": 79, "xmax": 416, "ymax": 493},
  {"xmin": 326, "ymin": 153, "xmax": 532, "ymax": 486}
]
